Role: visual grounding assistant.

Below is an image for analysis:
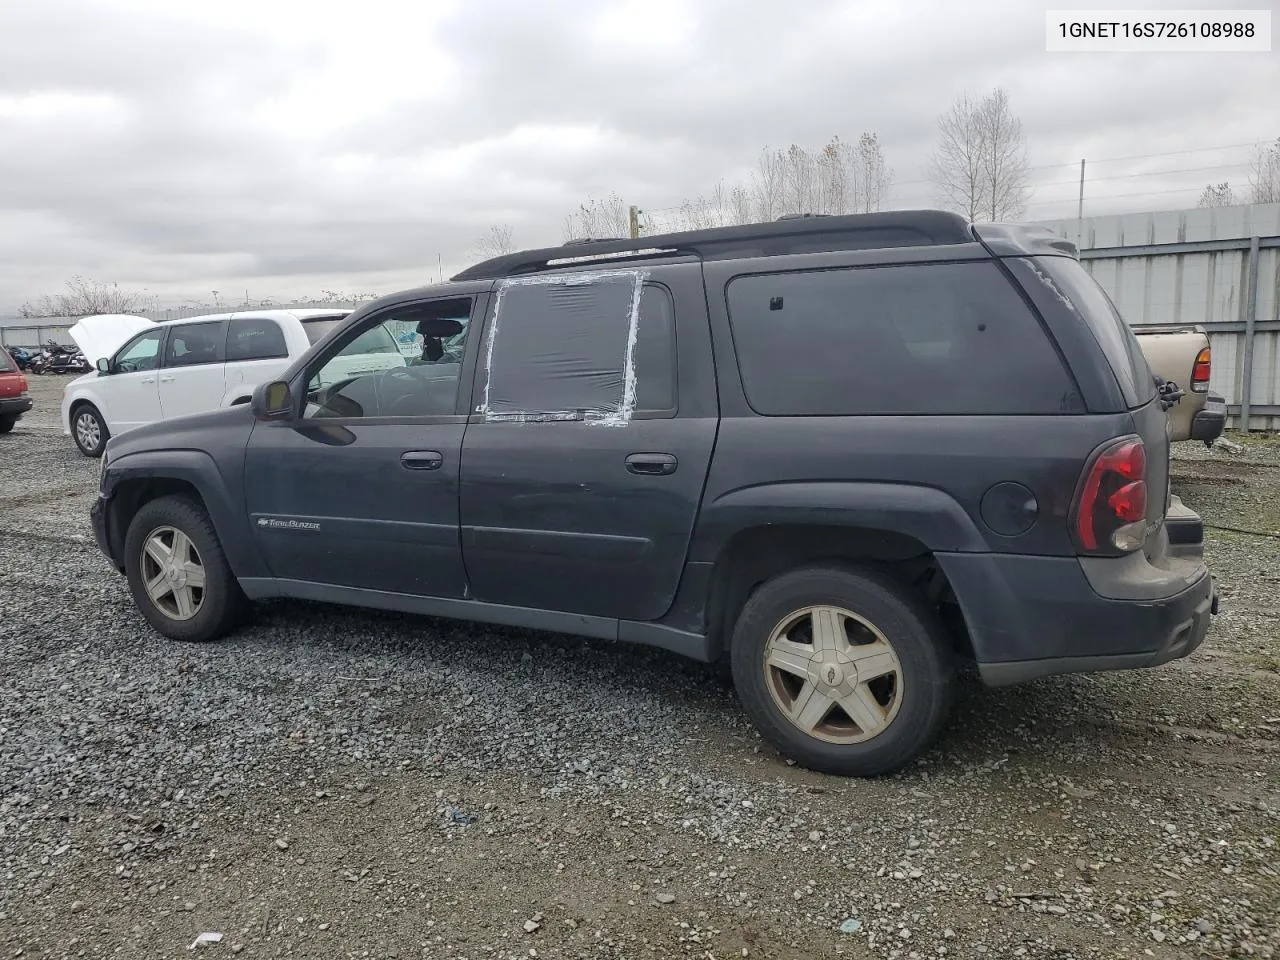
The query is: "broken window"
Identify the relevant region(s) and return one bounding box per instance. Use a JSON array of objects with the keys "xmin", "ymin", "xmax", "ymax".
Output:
[{"xmin": 480, "ymin": 270, "xmax": 647, "ymax": 424}]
